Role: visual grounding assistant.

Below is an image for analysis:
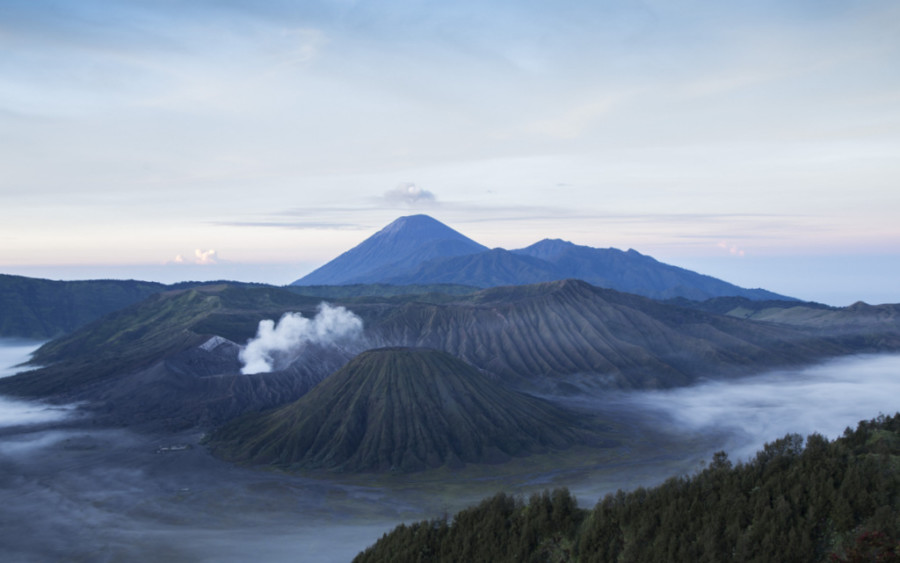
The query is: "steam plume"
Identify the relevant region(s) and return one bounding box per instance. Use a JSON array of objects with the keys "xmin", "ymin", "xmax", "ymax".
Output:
[{"xmin": 240, "ymin": 303, "xmax": 363, "ymax": 374}]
